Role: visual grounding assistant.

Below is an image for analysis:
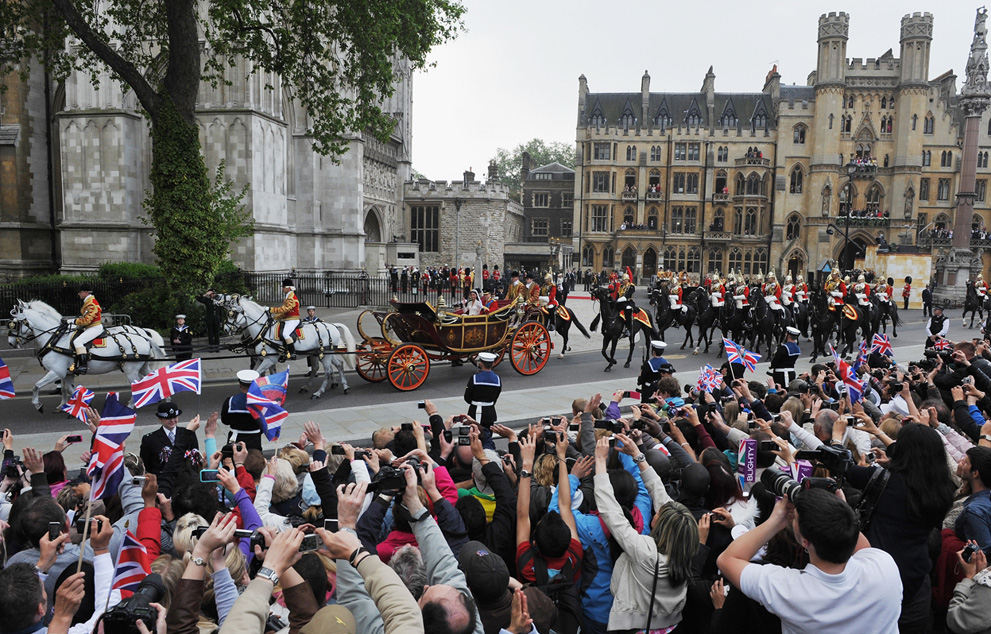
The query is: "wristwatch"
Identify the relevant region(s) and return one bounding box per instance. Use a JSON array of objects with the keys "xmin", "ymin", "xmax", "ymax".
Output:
[
  {"xmin": 981, "ymin": 434, "xmax": 991, "ymax": 442},
  {"xmin": 633, "ymin": 454, "xmax": 647, "ymax": 464},
  {"xmin": 519, "ymin": 469, "xmax": 533, "ymax": 479},
  {"xmin": 256, "ymin": 567, "xmax": 280, "ymax": 585},
  {"xmin": 190, "ymin": 556, "xmax": 207, "ymax": 567}
]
